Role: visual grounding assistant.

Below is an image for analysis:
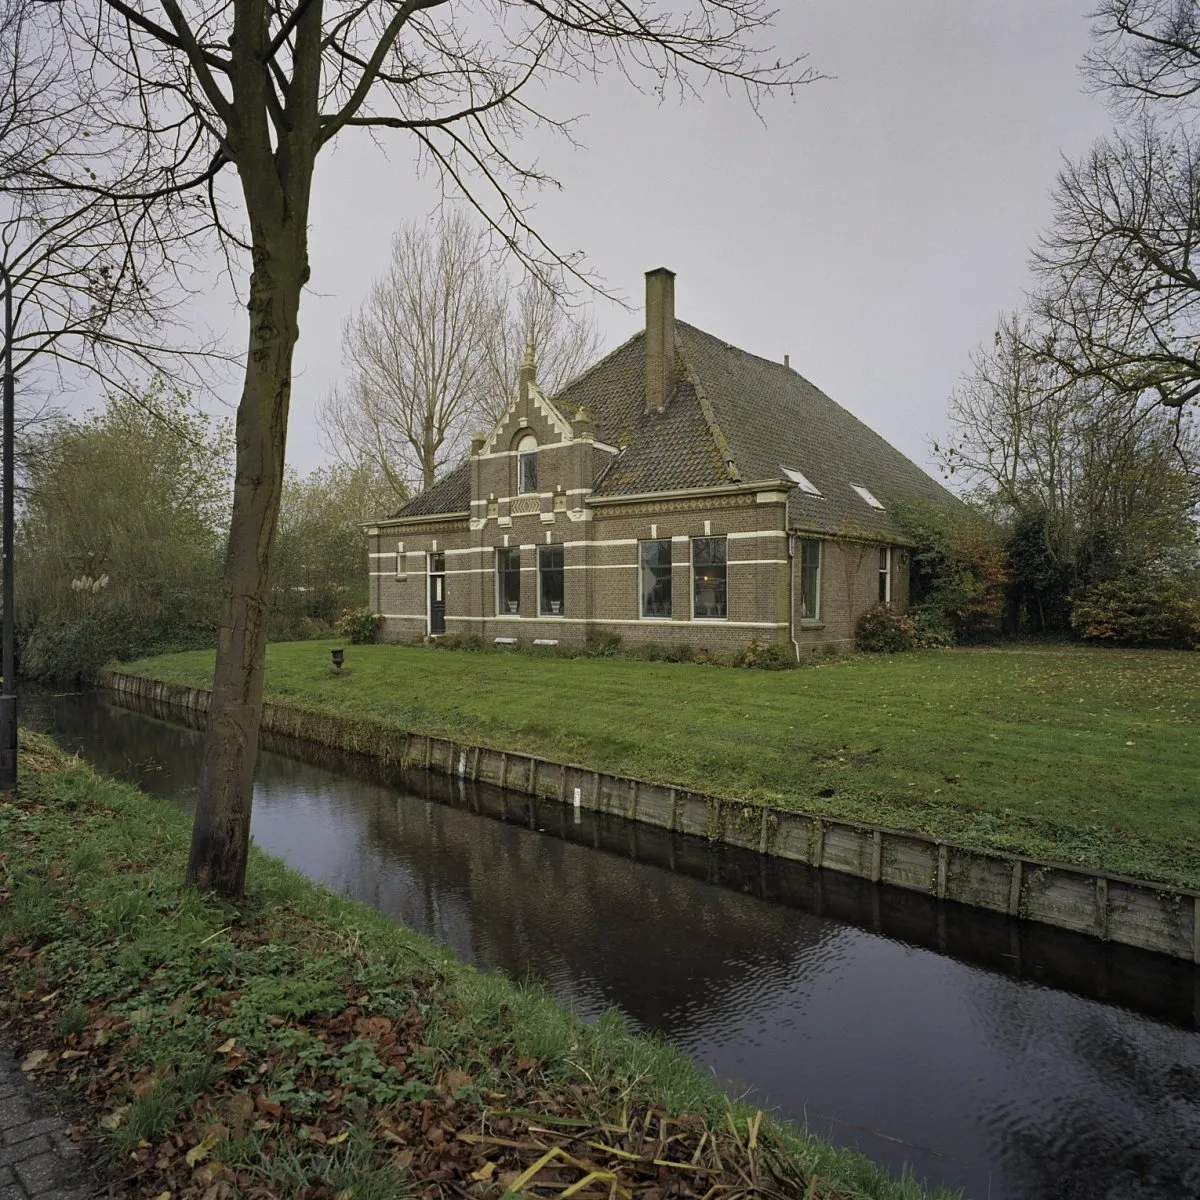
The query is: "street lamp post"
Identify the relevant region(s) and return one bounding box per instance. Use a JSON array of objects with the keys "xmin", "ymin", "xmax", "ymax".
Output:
[{"xmin": 0, "ymin": 260, "xmax": 16, "ymax": 791}]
